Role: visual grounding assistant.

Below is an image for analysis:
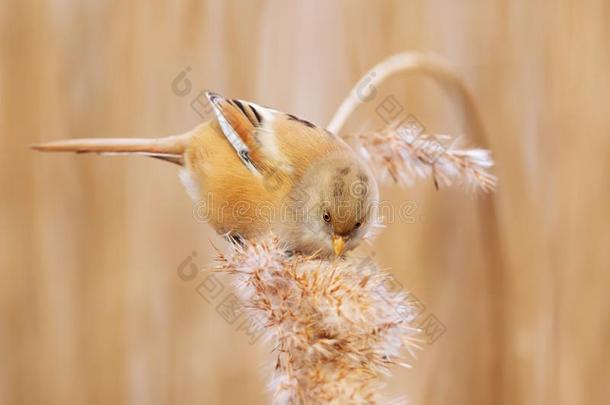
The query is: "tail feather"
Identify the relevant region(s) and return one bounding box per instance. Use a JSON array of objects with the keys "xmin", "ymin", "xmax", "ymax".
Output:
[{"xmin": 30, "ymin": 132, "xmax": 193, "ymax": 165}]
